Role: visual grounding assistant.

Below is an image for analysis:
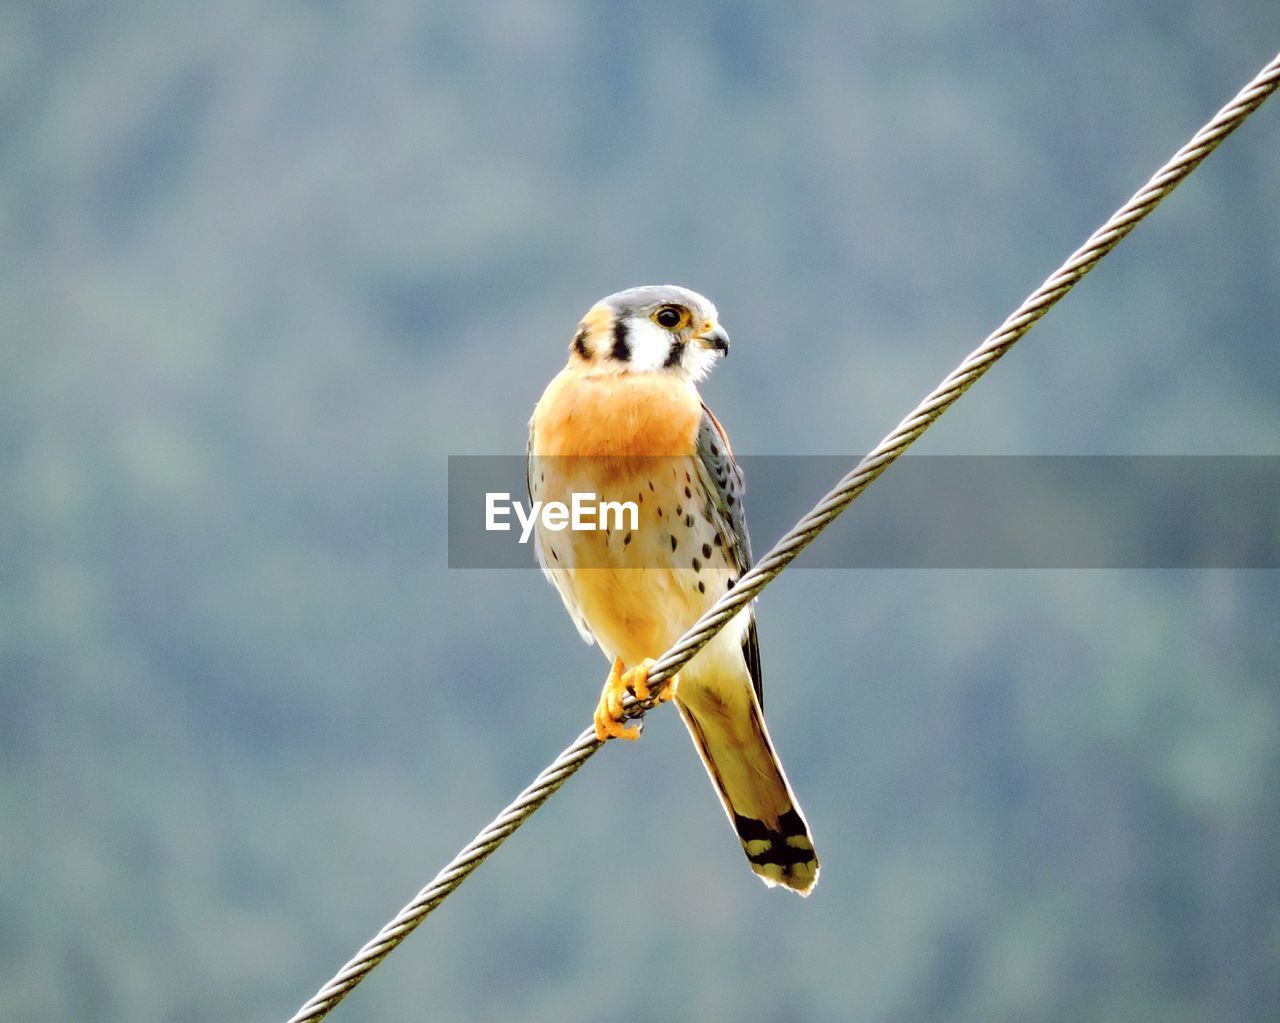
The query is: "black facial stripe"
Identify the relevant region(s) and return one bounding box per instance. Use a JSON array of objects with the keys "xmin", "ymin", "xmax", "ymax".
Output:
[
  {"xmin": 611, "ymin": 319, "xmax": 631, "ymax": 361},
  {"xmin": 572, "ymin": 329, "xmax": 590, "ymax": 360},
  {"xmin": 663, "ymin": 338, "xmax": 686, "ymax": 368}
]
